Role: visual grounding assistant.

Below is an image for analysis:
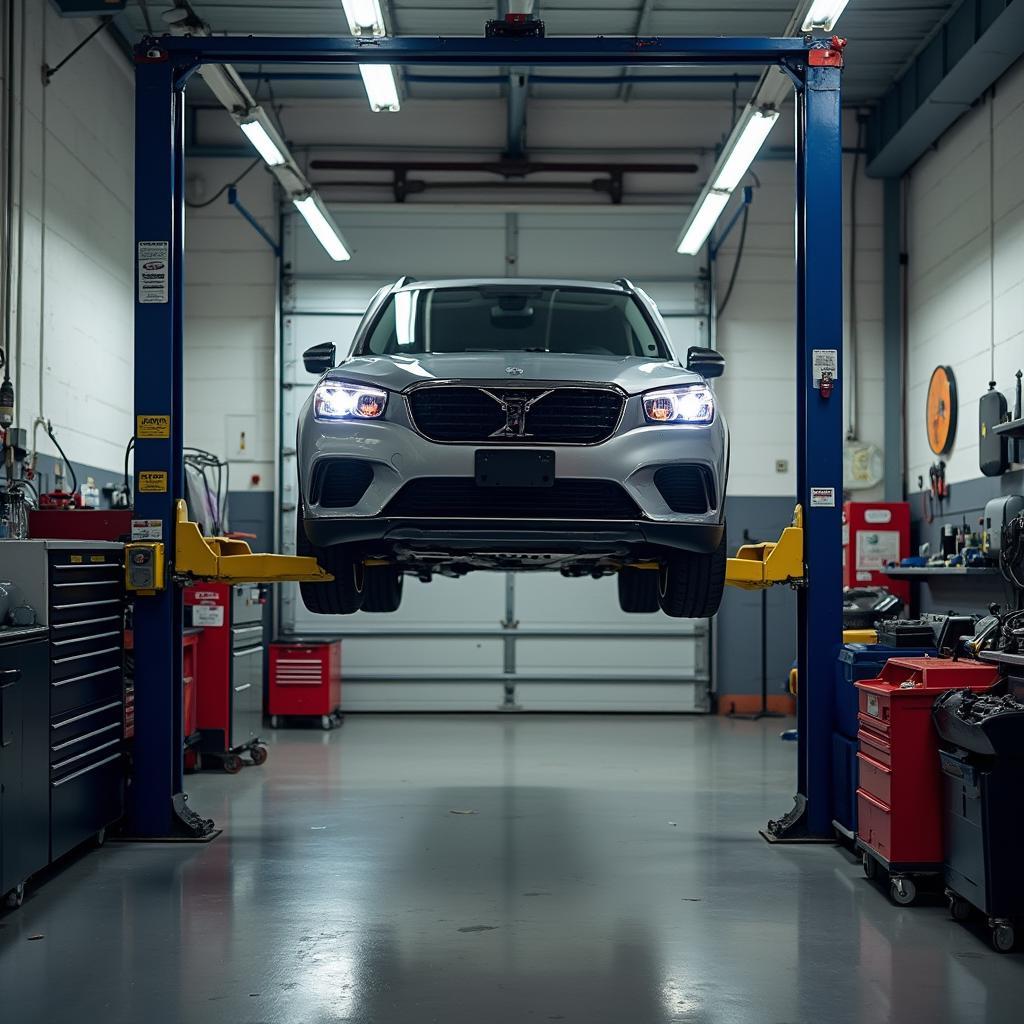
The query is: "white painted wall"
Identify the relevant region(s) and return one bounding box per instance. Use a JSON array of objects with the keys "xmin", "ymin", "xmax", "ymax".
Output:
[
  {"xmin": 905, "ymin": 57, "xmax": 1024, "ymax": 490},
  {"xmin": 5, "ymin": 7, "xmax": 134, "ymax": 476}
]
